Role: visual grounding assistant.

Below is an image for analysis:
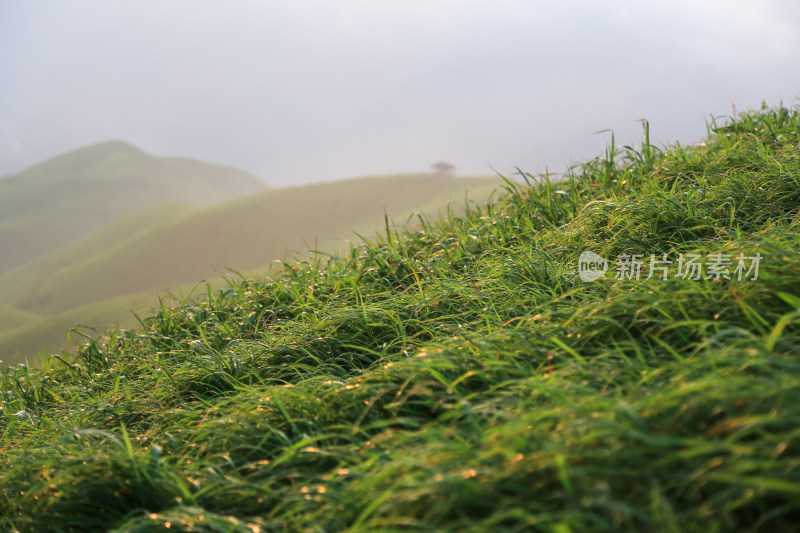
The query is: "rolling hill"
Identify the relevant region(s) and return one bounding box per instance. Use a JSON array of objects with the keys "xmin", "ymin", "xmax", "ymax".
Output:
[
  {"xmin": 0, "ymin": 139, "xmax": 268, "ymax": 274},
  {"xmin": 0, "ymin": 173, "xmax": 500, "ymax": 363},
  {"xmin": 0, "ymin": 289, "xmax": 170, "ymax": 366},
  {"xmin": 0, "ymin": 305, "xmax": 38, "ymax": 335},
  {"xmin": 0, "ymin": 203, "xmax": 198, "ymax": 312}
]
